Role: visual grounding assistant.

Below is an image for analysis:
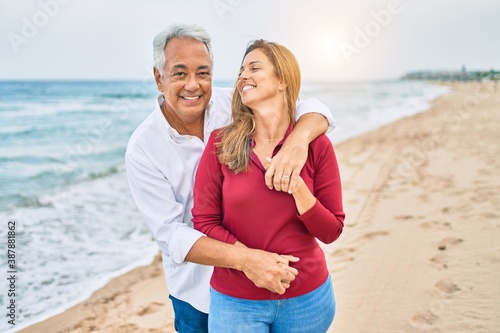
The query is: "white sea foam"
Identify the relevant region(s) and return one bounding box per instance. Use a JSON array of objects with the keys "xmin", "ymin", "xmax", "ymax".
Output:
[{"xmin": 0, "ymin": 171, "xmax": 158, "ymax": 332}]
